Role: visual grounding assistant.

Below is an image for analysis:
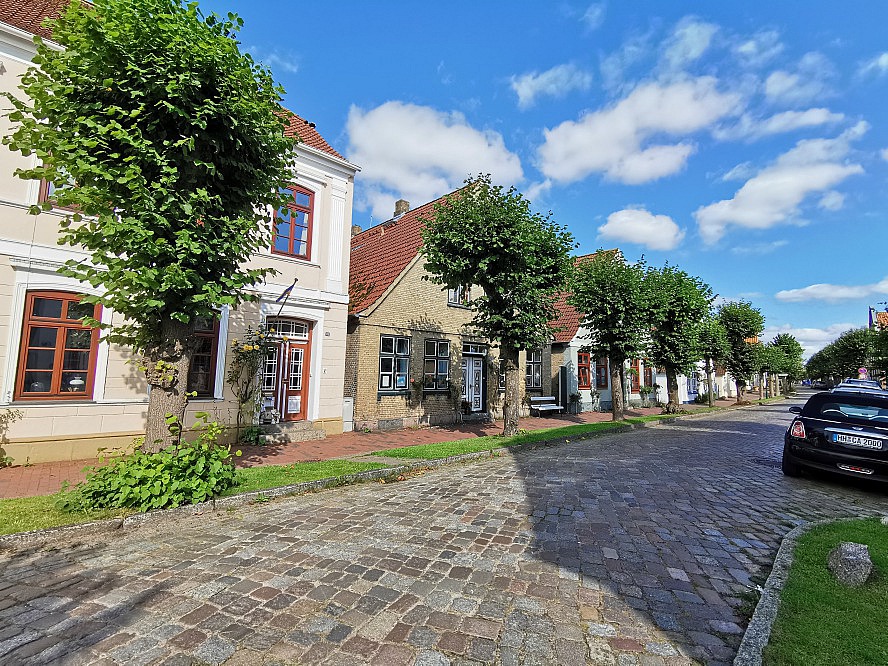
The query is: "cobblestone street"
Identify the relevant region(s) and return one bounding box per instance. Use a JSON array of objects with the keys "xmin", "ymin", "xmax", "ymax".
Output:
[{"xmin": 2, "ymin": 400, "xmax": 887, "ymax": 665}]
